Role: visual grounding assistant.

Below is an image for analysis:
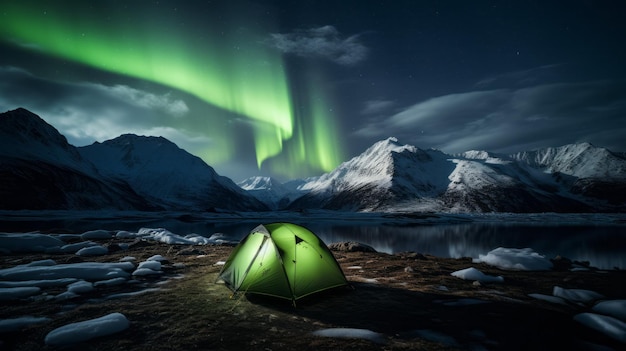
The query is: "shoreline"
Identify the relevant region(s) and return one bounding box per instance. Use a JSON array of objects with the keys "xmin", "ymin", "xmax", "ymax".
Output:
[{"xmin": 1, "ymin": 238, "xmax": 625, "ymax": 350}]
